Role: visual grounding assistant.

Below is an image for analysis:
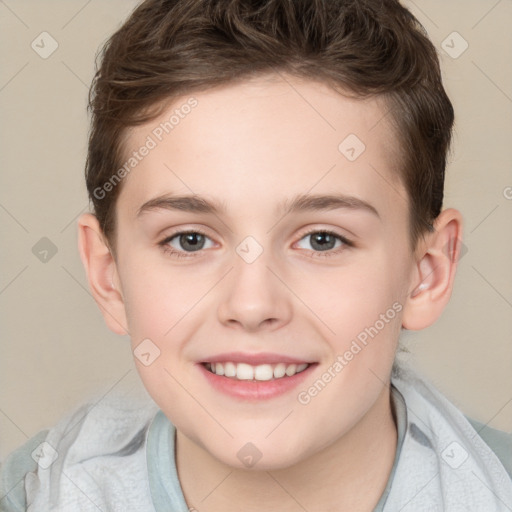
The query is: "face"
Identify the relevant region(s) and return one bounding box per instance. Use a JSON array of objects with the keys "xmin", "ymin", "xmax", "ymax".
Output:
[{"xmin": 112, "ymin": 74, "xmax": 415, "ymax": 469}]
